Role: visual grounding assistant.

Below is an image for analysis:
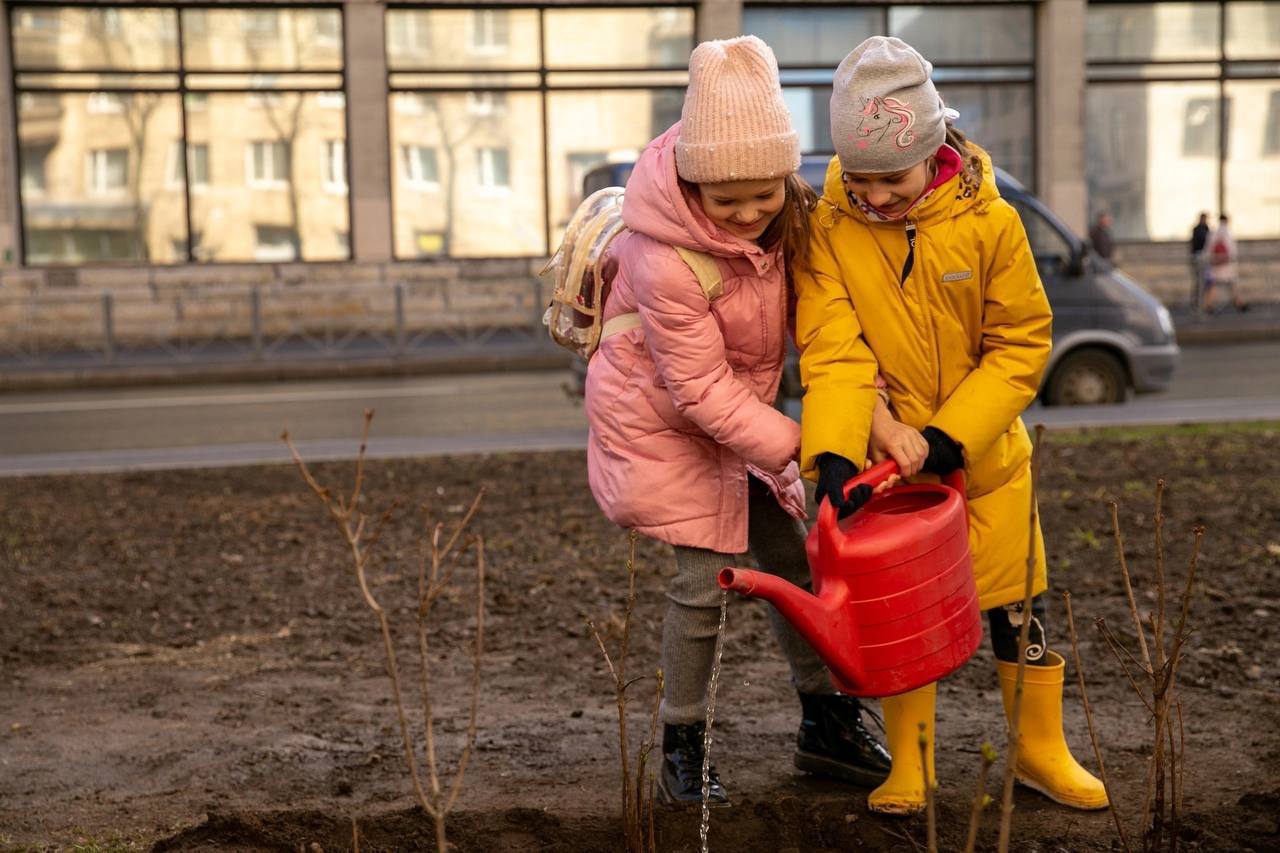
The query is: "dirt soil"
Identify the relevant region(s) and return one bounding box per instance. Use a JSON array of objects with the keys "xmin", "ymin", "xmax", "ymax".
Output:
[{"xmin": 2, "ymin": 424, "xmax": 1278, "ymax": 852}]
